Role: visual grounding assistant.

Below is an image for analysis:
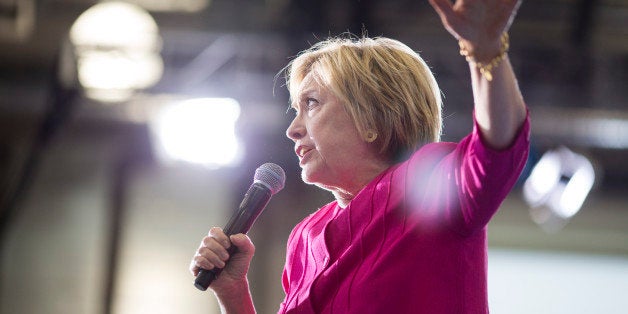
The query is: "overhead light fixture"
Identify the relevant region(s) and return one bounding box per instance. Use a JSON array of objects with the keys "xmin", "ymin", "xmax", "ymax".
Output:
[
  {"xmin": 69, "ymin": 1, "xmax": 163, "ymax": 102},
  {"xmin": 150, "ymin": 98, "xmax": 243, "ymax": 168},
  {"xmin": 523, "ymin": 146, "xmax": 595, "ymax": 232},
  {"xmin": 127, "ymin": 0, "xmax": 210, "ymax": 13}
]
